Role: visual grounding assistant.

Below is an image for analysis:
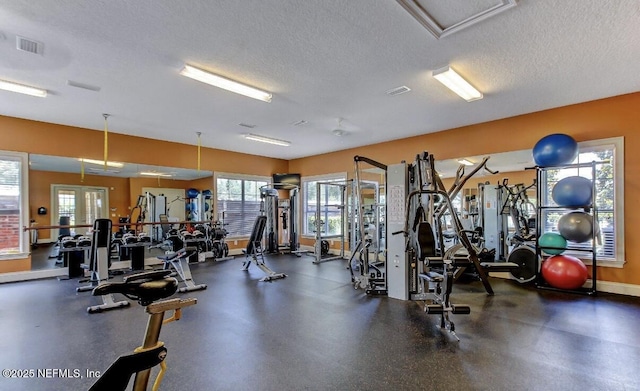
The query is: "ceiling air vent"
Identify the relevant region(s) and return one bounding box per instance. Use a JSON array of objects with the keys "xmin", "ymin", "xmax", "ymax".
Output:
[
  {"xmin": 292, "ymin": 120, "xmax": 308, "ymax": 126},
  {"xmin": 238, "ymin": 123, "xmax": 256, "ymax": 129},
  {"xmin": 67, "ymin": 80, "xmax": 101, "ymax": 92},
  {"xmin": 386, "ymin": 85, "xmax": 411, "ymax": 96},
  {"xmin": 16, "ymin": 36, "xmax": 43, "ymax": 55}
]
